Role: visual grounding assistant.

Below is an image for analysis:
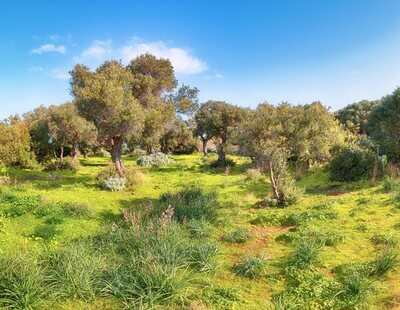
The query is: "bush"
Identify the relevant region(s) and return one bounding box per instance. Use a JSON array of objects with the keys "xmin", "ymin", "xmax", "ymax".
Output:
[
  {"xmin": 101, "ymin": 176, "xmax": 126, "ymax": 191},
  {"xmin": 234, "ymin": 256, "xmax": 266, "ymax": 279},
  {"xmin": 245, "ymin": 168, "xmax": 263, "ymax": 182},
  {"xmin": 45, "ymin": 157, "xmax": 80, "ymax": 172},
  {"xmin": 279, "ymin": 178, "xmax": 304, "ymax": 206},
  {"xmin": 158, "ymin": 187, "xmax": 217, "ymax": 222},
  {"xmin": 96, "ymin": 164, "xmax": 144, "ymax": 191},
  {"xmin": 210, "ymin": 158, "xmax": 236, "ymax": 168},
  {"xmin": 330, "ymin": 147, "xmax": 375, "ymax": 182},
  {"xmin": 137, "ymin": 152, "xmax": 173, "ymax": 167},
  {"xmin": 222, "ymin": 228, "xmax": 252, "ymax": 243}
]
